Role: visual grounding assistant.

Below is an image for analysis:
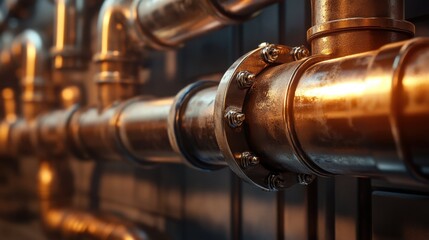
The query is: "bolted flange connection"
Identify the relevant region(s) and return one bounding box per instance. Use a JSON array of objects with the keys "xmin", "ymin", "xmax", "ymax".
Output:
[
  {"xmin": 260, "ymin": 43, "xmax": 280, "ymax": 63},
  {"xmin": 216, "ymin": 42, "xmax": 313, "ymax": 191},
  {"xmin": 225, "ymin": 109, "xmax": 245, "ymax": 128},
  {"xmin": 267, "ymin": 173, "xmax": 286, "ymax": 191},
  {"xmin": 236, "ymin": 71, "xmax": 256, "ymax": 89},
  {"xmin": 240, "ymin": 151, "xmax": 259, "ymax": 168},
  {"xmin": 298, "ymin": 174, "xmax": 315, "ymax": 185}
]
